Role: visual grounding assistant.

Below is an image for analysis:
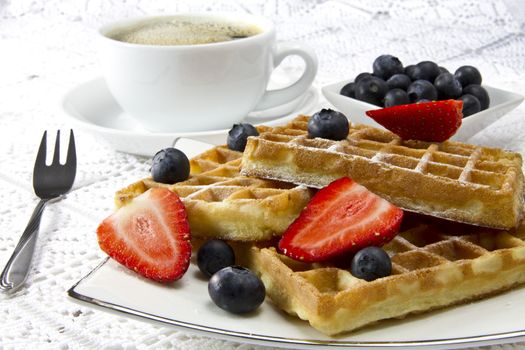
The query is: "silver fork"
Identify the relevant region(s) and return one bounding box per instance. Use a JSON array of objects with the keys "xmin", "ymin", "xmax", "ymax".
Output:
[{"xmin": 0, "ymin": 130, "xmax": 76, "ymax": 293}]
